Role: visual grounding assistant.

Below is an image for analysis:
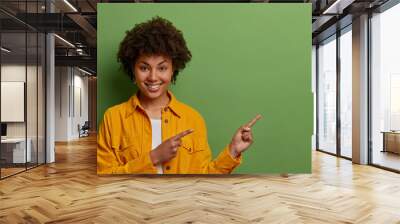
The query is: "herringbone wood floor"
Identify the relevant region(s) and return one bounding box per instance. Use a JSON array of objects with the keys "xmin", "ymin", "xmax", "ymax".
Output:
[{"xmin": 1, "ymin": 135, "xmax": 400, "ymax": 224}]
